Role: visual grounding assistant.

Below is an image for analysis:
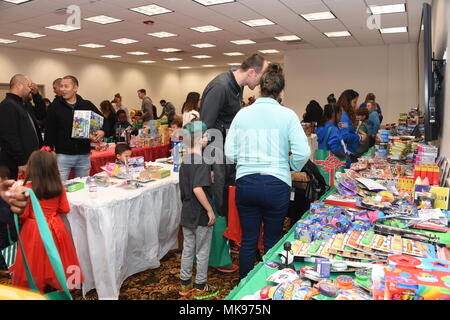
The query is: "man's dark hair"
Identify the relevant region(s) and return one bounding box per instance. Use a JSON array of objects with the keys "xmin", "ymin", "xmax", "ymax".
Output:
[
  {"xmin": 115, "ymin": 143, "xmax": 131, "ymax": 155},
  {"xmin": 138, "ymin": 89, "xmax": 146, "ymax": 95},
  {"xmin": 63, "ymin": 75, "xmax": 79, "ymax": 87},
  {"xmin": 240, "ymin": 53, "xmax": 266, "ymax": 74},
  {"xmin": 116, "ymin": 109, "xmax": 126, "ymax": 117},
  {"xmin": 160, "ymin": 100, "xmax": 166, "ymax": 104},
  {"xmin": 53, "ymin": 78, "xmax": 62, "ymax": 86}
]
